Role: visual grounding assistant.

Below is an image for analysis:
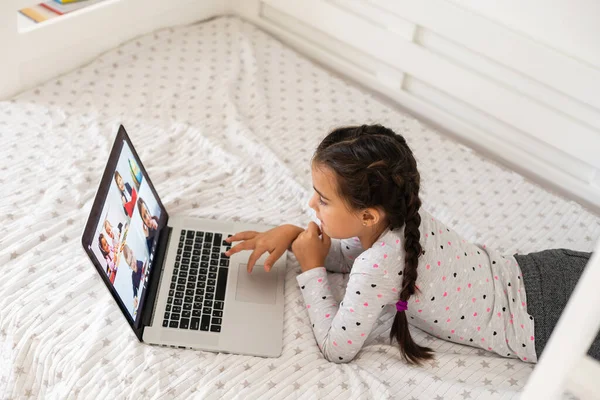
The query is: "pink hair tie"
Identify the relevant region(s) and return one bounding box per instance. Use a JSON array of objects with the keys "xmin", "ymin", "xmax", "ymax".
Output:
[{"xmin": 396, "ymin": 300, "xmax": 408, "ymax": 312}]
